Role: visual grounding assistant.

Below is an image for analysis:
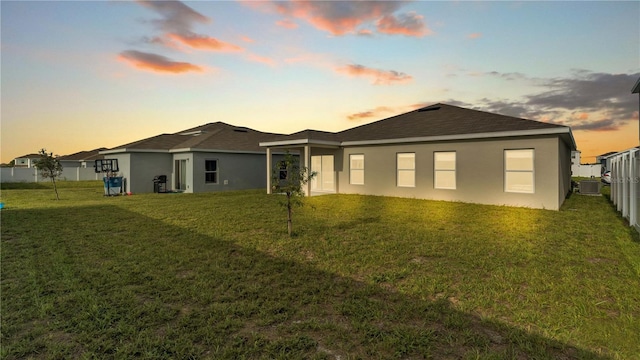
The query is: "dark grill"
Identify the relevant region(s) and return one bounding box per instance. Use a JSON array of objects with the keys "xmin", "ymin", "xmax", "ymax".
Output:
[{"xmin": 153, "ymin": 175, "xmax": 167, "ymax": 193}]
